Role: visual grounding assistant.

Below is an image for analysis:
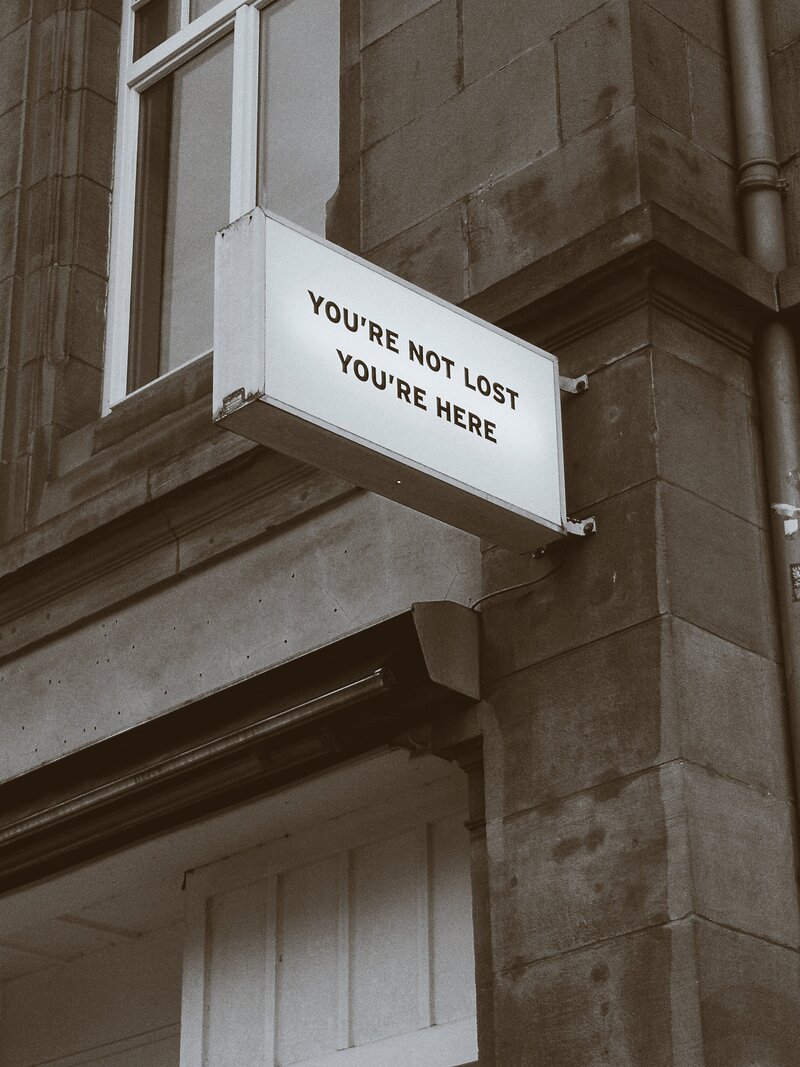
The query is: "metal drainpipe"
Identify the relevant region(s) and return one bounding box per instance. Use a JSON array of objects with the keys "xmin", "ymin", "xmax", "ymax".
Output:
[{"xmin": 726, "ymin": 0, "xmax": 800, "ymax": 794}]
